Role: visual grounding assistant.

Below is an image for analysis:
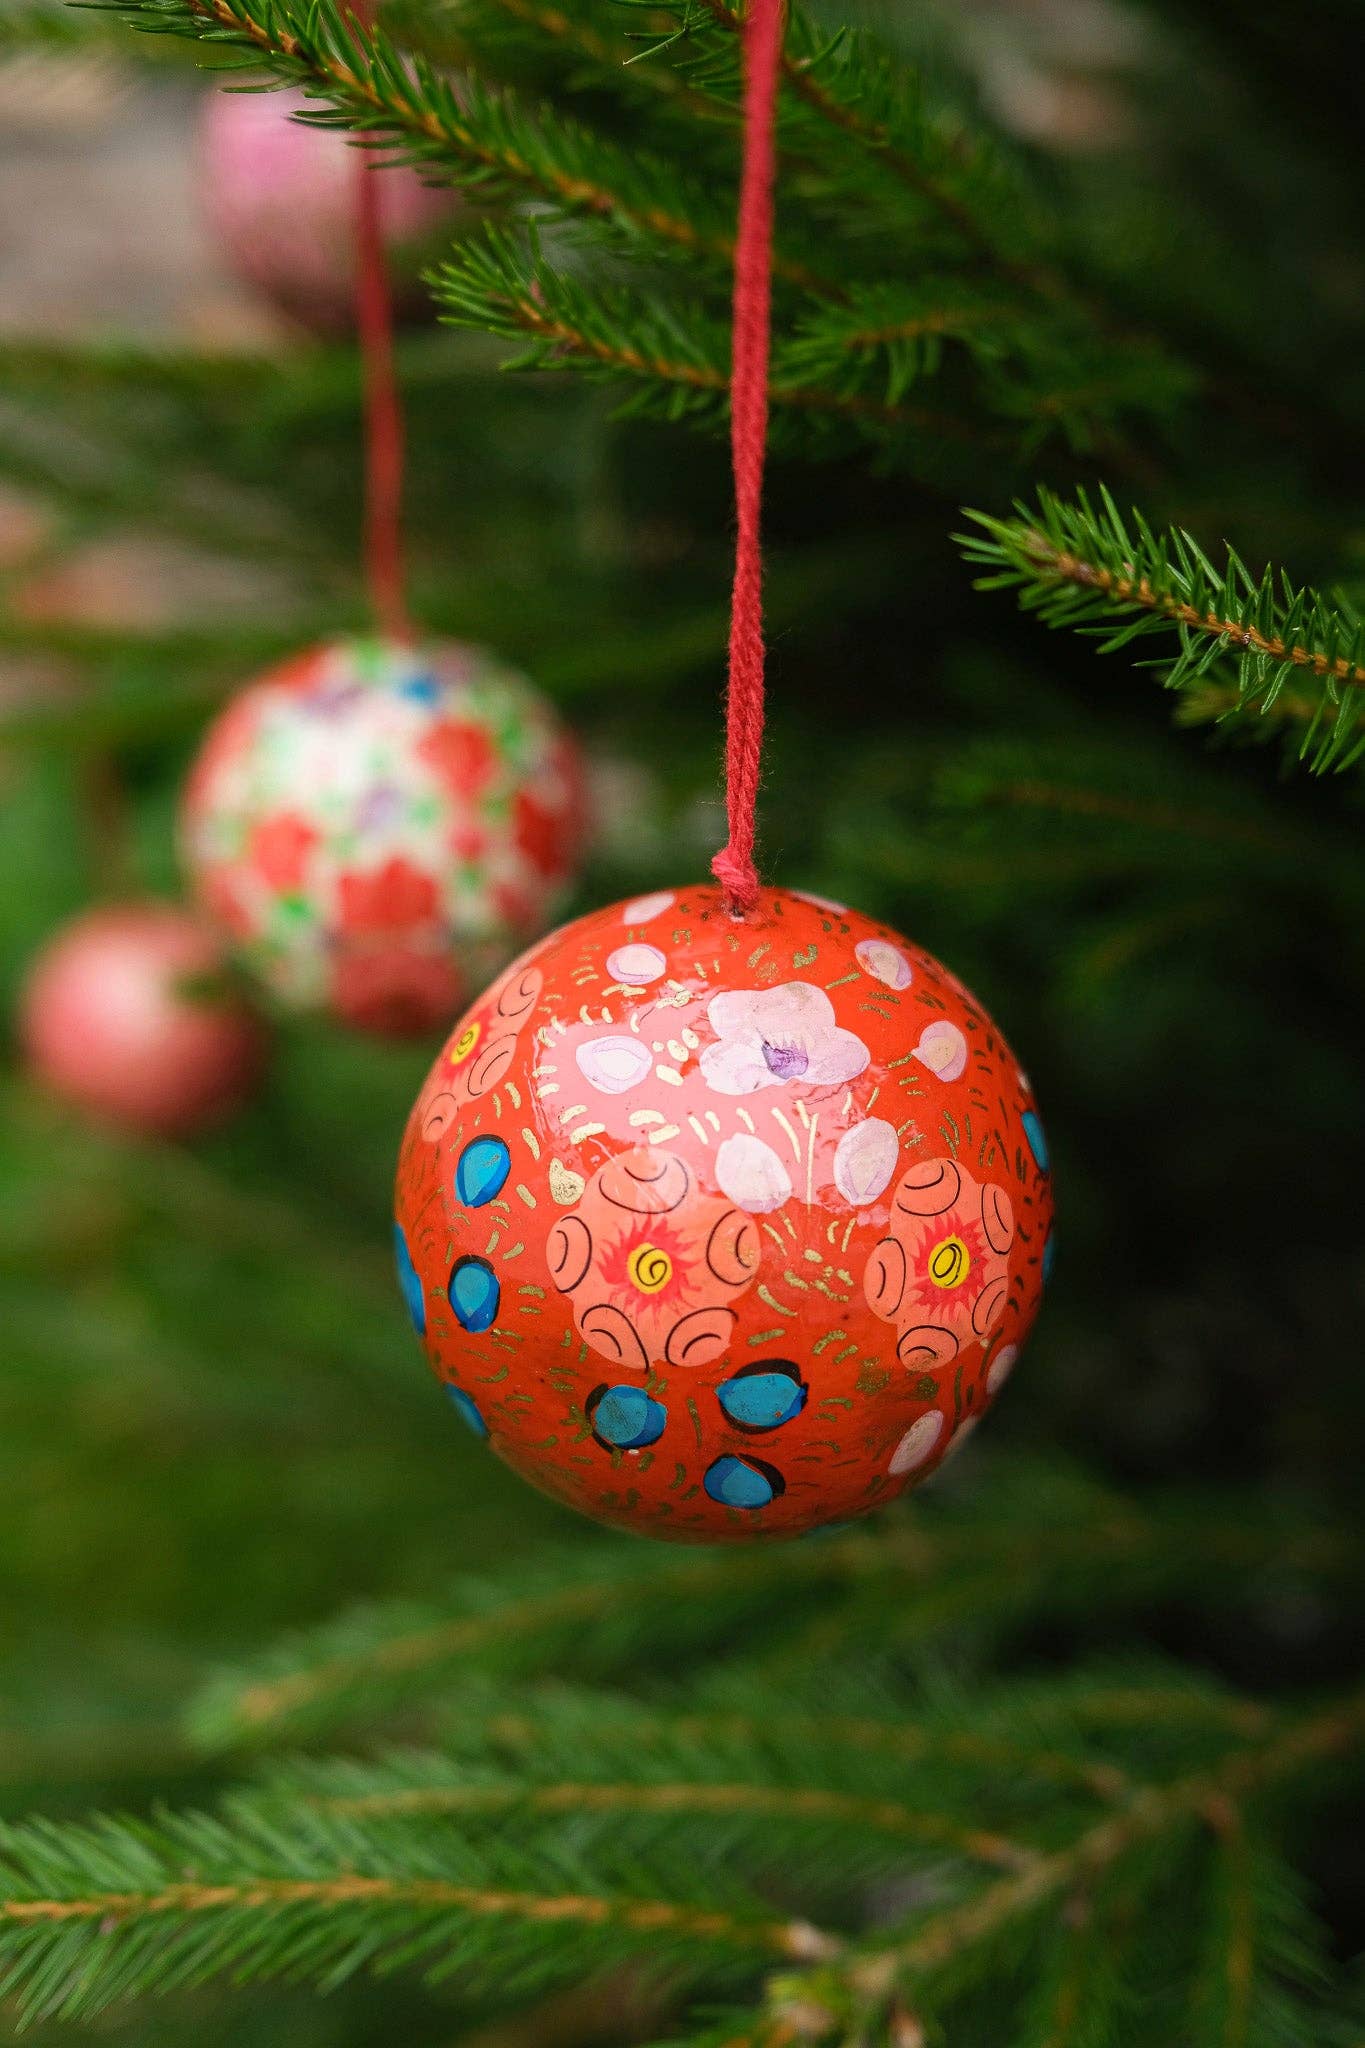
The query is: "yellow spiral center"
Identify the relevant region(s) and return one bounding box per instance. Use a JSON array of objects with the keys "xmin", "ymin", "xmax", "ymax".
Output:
[
  {"xmin": 627, "ymin": 1242, "xmax": 673, "ymax": 1295},
  {"xmin": 928, "ymin": 1234, "xmax": 970, "ymax": 1289},
  {"xmin": 449, "ymin": 1021, "xmax": 481, "ymax": 1067}
]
